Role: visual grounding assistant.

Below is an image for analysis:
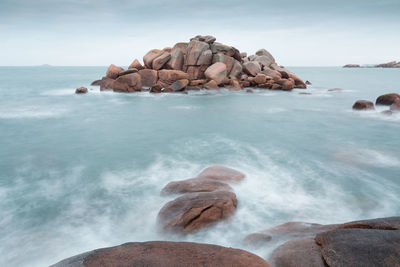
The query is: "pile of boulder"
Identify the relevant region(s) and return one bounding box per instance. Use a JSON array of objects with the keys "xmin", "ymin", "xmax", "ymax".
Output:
[
  {"xmin": 91, "ymin": 35, "xmax": 307, "ymax": 93},
  {"xmin": 245, "ymin": 216, "xmax": 400, "ymax": 267},
  {"xmin": 352, "ymin": 93, "xmax": 400, "ymax": 114},
  {"xmin": 157, "ymin": 165, "xmax": 245, "ymax": 234}
]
